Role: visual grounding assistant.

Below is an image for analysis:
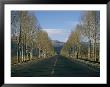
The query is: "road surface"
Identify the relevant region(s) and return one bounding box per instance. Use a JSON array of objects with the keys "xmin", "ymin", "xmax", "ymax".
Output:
[{"xmin": 11, "ymin": 55, "xmax": 100, "ymax": 77}]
